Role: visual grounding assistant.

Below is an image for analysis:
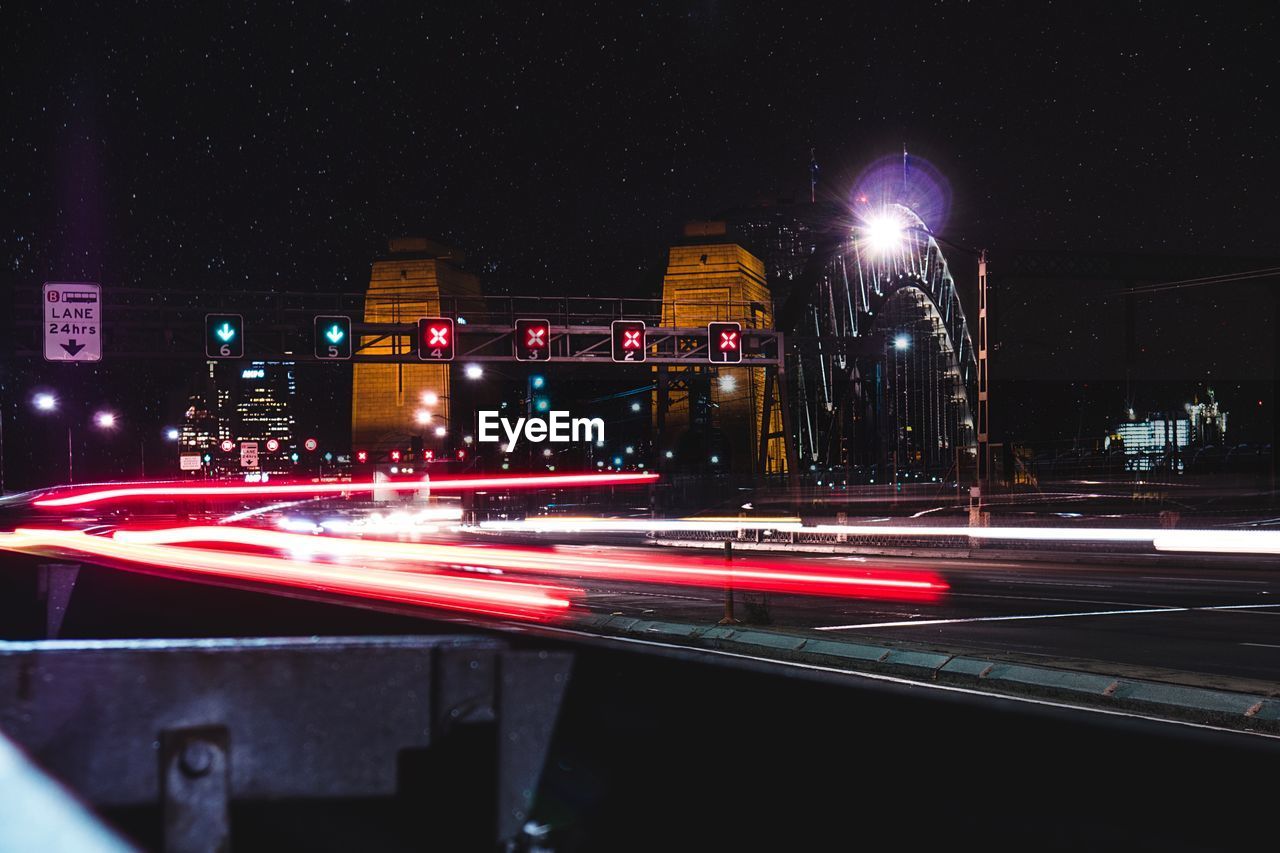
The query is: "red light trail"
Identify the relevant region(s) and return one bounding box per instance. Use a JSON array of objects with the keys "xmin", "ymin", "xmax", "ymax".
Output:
[
  {"xmin": 31, "ymin": 471, "xmax": 660, "ymax": 509},
  {"xmin": 0, "ymin": 528, "xmax": 577, "ymax": 621},
  {"xmin": 109, "ymin": 525, "xmax": 948, "ymax": 602}
]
